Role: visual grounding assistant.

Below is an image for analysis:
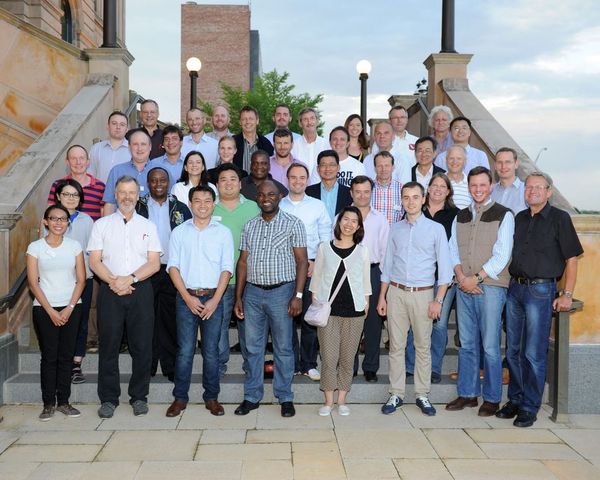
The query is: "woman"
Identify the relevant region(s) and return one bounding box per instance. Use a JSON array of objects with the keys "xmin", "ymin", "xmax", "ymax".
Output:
[
  {"xmin": 405, "ymin": 173, "xmax": 459, "ymax": 383},
  {"xmin": 171, "ymin": 150, "xmax": 217, "ymax": 207},
  {"xmin": 27, "ymin": 204, "xmax": 86, "ymax": 421},
  {"xmin": 207, "ymin": 136, "xmax": 247, "ymax": 183},
  {"xmin": 310, "ymin": 206, "xmax": 371, "ymax": 416},
  {"xmin": 428, "ymin": 105, "xmax": 453, "ymax": 156},
  {"xmin": 344, "ymin": 114, "xmax": 369, "ymax": 161},
  {"xmin": 52, "ymin": 179, "xmax": 94, "ymax": 385}
]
